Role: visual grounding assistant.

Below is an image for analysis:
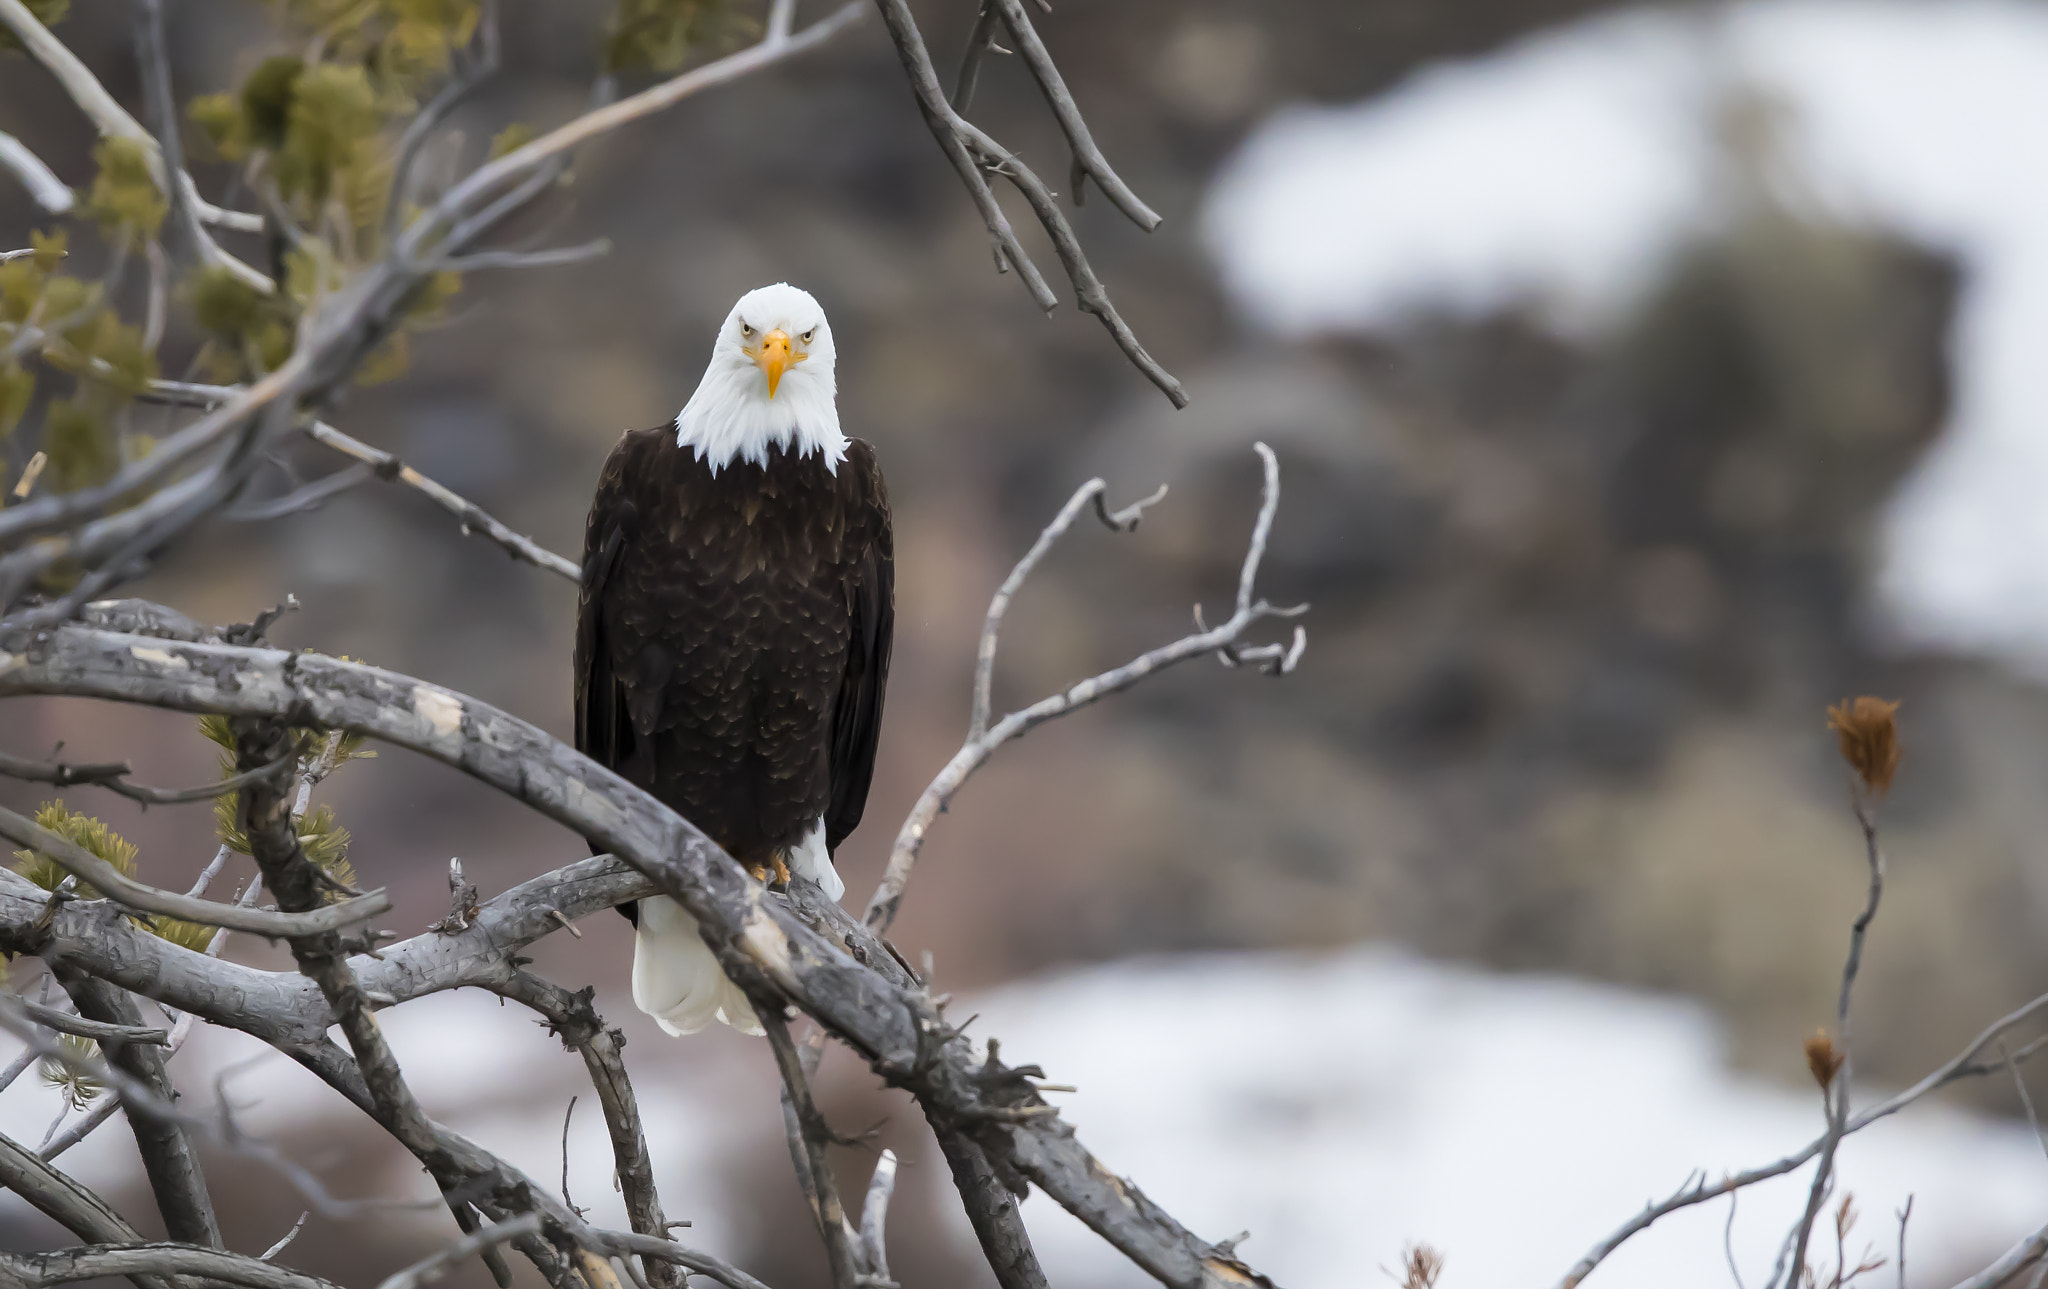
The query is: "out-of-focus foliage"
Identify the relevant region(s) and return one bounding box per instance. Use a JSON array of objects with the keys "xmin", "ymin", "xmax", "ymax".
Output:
[
  {"xmin": 605, "ymin": 0, "xmax": 742, "ymax": 73},
  {"xmin": 38, "ymin": 1034, "xmax": 102, "ymax": 1113},
  {"xmin": 0, "ymin": 0, "xmax": 68, "ymax": 54},
  {"xmin": 81, "ymin": 139, "xmax": 166, "ymax": 240}
]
